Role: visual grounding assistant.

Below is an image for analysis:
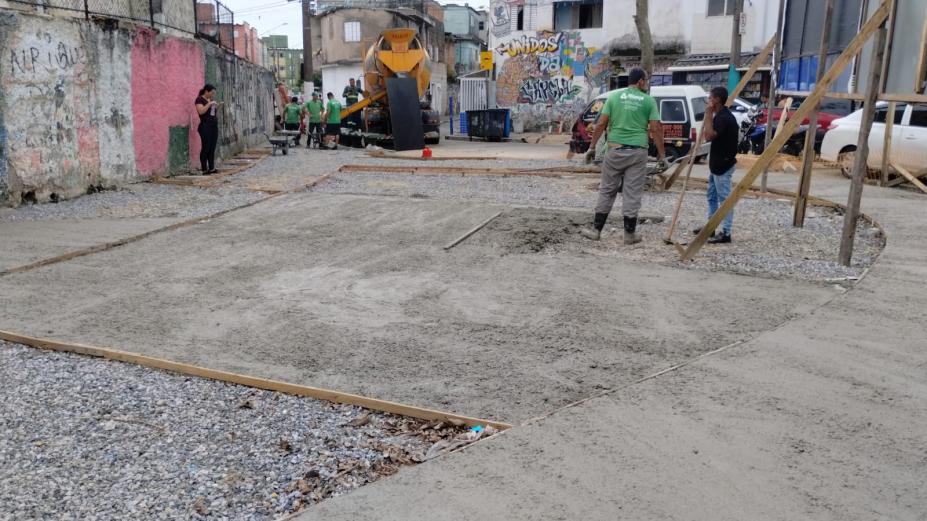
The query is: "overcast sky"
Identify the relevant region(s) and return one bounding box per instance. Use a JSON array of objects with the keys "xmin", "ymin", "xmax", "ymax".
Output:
[{"xmin": 221, "ymin": 0, "xmax": 489, "ymax": 48}]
